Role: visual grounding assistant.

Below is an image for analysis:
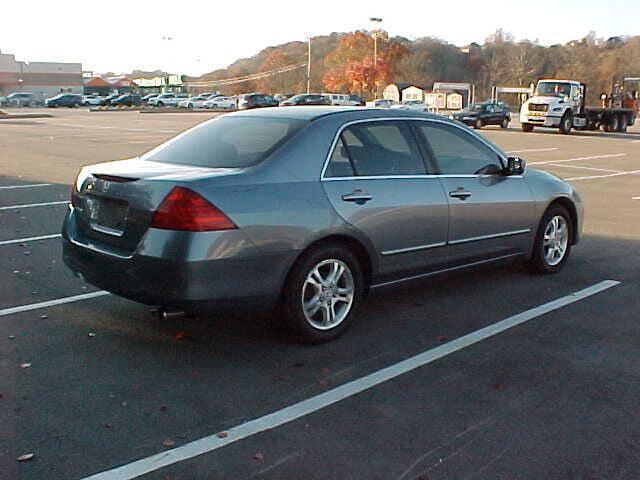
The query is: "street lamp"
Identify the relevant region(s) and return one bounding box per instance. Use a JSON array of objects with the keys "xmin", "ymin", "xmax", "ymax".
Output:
[
  {"xmin": 369, "ymin": 17, "xmax": 383, "ymax": 99},
  {"xmin": 307, "ymin": 36, "xmax": 312, "ymax": 94}
]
